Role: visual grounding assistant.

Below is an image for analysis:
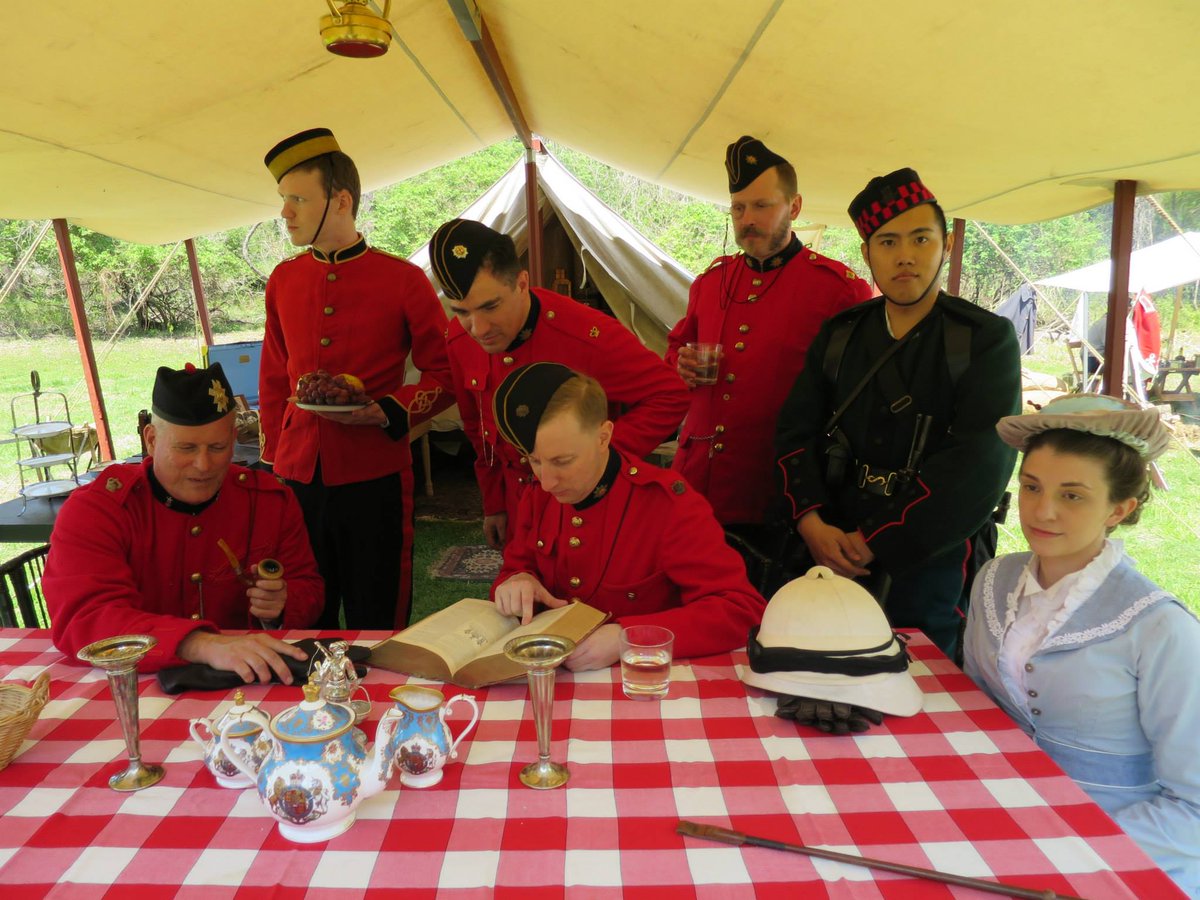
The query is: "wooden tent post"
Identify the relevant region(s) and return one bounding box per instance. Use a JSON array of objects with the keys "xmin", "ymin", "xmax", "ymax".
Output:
[
  {"xmin": 947, "ymin": 217, "xmax": 966, "ymax": 296},
  {"xmin": 451, "ymin": 0, "xmax": 542, "ymax": 286},
  {"xmin": 1102, "ymin": 180, "xmax": 1137, "ymax": 397},
  {"xmin": 53, "ymin": 219, "xmax": 115, "ymax": 461},
  {"xmin": 185, "ymin": 239, "xmax": 215, "ymax": 346}
]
